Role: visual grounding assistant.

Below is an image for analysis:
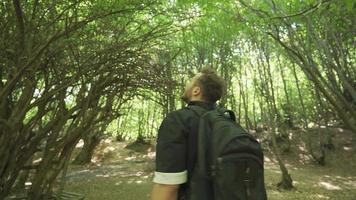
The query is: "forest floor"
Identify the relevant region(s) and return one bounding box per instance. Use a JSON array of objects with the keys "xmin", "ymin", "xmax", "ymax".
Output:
[{"xmin": 63, "ymin": 127, "xmax": 356, "ymax": 200}]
